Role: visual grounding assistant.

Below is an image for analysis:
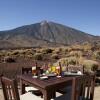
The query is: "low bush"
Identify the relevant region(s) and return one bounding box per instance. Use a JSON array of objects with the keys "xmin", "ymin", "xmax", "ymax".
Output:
[
  {"xmin": 67, "ymin": 57, "xmax": 78, "ymax": 65},
  {"xmin": 33, "ymin": 53, "xmax": 43, "ymax": 60},
  {"xmin": 82, "ymin": 60, "xmax": 99, "ymax": 72},
  {"xmin": 53, "ymin": 48, "xmax": 60, "ymax": 54},
  {"xmin": 41, "ymin": 48, "xmax": 53, "ymax": 54},
  {"xmin": 53, "ymin": 58, "xmax": 68, "ymax": 67},
  {"xmin": 93, "ymin": 51, "xmax": 100, "ymax": 60},
  {"xmin": 11, "ymin": 50, "xmax": 19, "ymax": 55},
  {"xmin": 69, "ymin": 51, "xmax": 83, "ymax": 57},
  {"xmin": 3, "ymin": 56, "xmax": 16, "ymax": 63},
  {"xmin": 53, "ymin": 57, "xmax": 78, "ymax": 66},
  {"xmin": 51, "ymin": 54, "xmax": 59, "ymax": 59}
]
